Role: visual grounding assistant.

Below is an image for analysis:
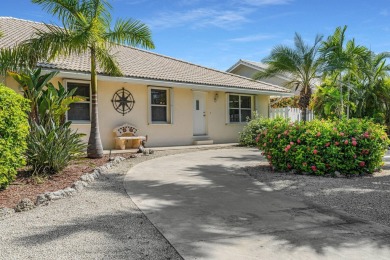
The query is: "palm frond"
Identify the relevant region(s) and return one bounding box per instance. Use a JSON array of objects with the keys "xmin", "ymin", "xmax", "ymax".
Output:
[
  {"xmin": 105, "ymin": 18, "xmax": 155, "ymax": 49},
  {"xmin": 95, "ymin": 46, "xmax": 122, "ymax": 76}
]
